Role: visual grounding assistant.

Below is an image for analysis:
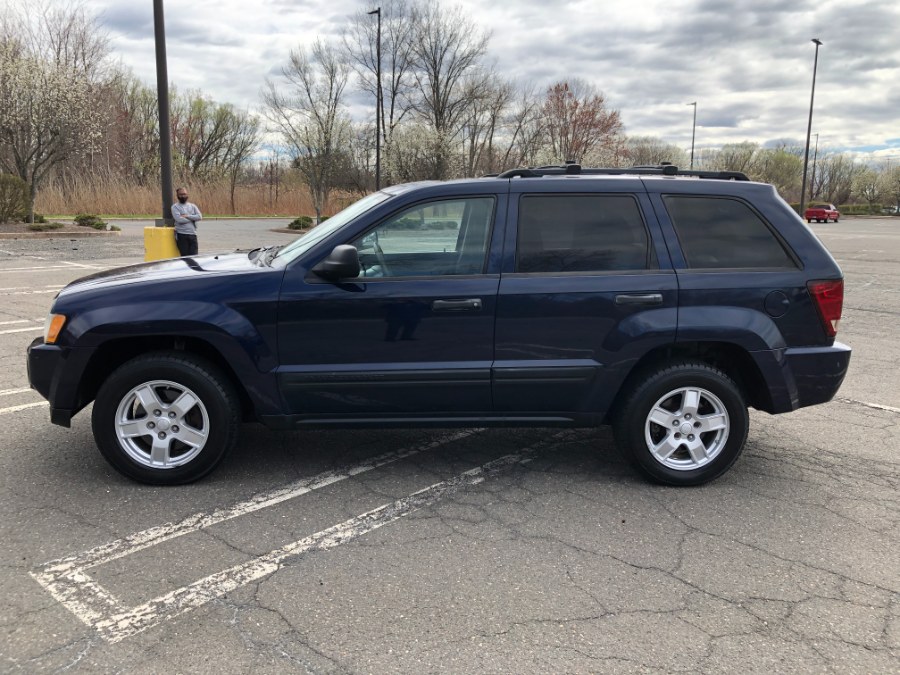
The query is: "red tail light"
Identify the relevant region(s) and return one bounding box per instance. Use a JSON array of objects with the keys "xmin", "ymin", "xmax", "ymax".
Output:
[{"xmin": 807, "ymin": 279, "xmax": 843, "ymax": 338}]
